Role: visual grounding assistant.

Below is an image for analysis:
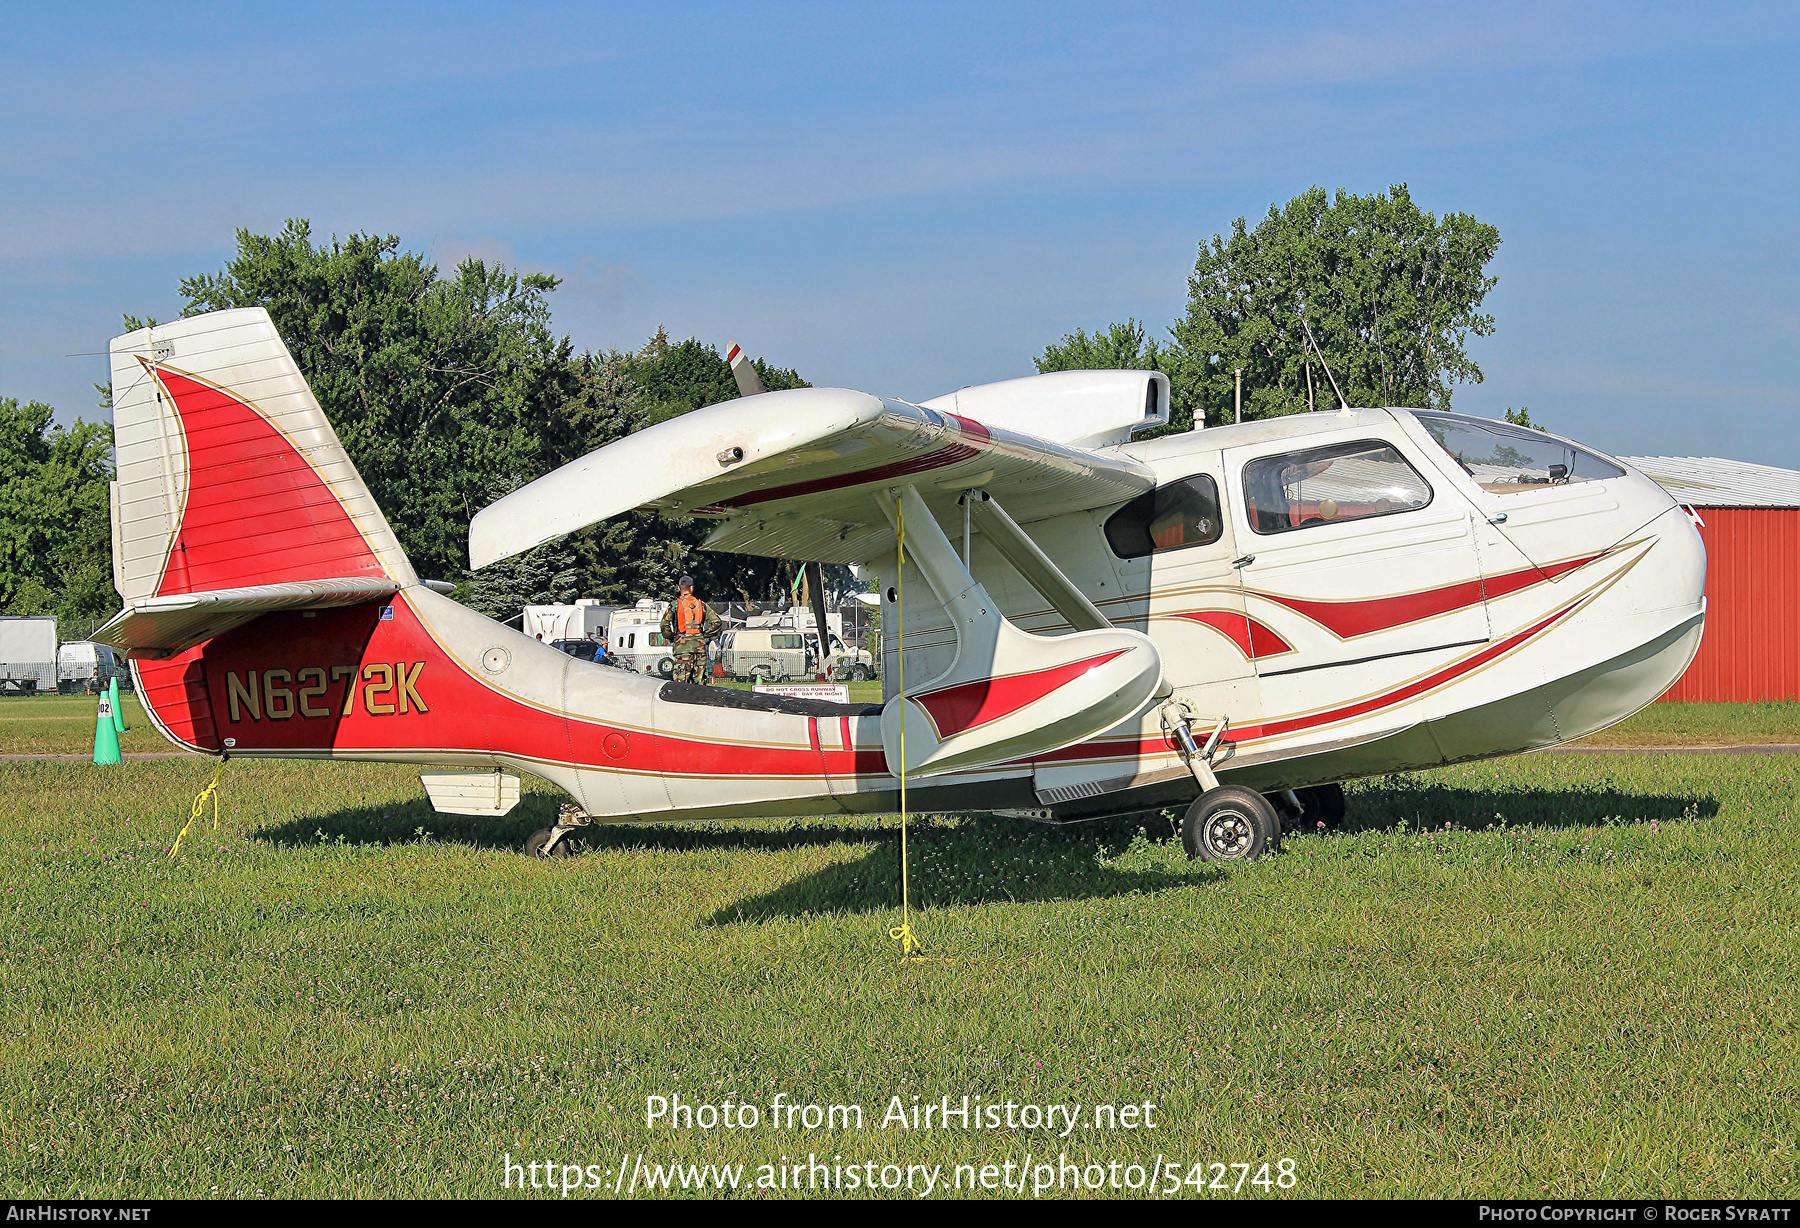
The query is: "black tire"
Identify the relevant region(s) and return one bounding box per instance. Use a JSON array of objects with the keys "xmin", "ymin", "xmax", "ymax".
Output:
[
  {"xmin": 1300, "ymin": 782, "xmax": 1346, "ymax": 831},
  {"xmin": 656, "ymin": 657, "xmax": 675, "ymax": 679},
  {"xmin": 523, "ymin": 828, "xmax": 574, "ymax": 859},
  {"xmin": 1264, "ymin": 783, "xmax": 1348, "ymax": 834},
  {"xmin": 852, "ymin": 665, "xmax": 870, "ymax": 682},
  {"xmin": 1182, "ymin": 786, "xmax": 1281, "ymax": 862}
]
